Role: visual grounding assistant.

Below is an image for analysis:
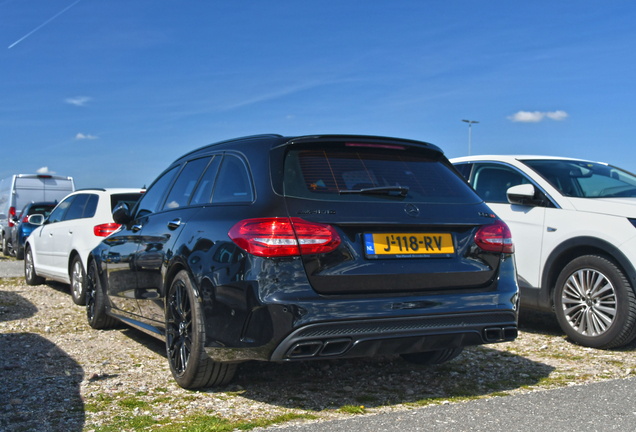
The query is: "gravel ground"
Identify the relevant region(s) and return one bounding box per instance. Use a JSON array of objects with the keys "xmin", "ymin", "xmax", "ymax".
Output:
[
  {"xmin": 1, "ymin": 274, "xmax": 636, "ymax": 432},
  {"xmin": 0, "ymin": 256, "xmax": 23, "ymax": 278}
]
